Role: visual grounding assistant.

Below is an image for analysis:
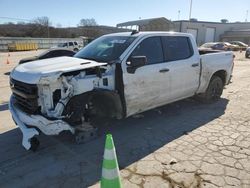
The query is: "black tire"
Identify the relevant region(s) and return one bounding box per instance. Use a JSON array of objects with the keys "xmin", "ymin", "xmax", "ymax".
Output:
[
  {"xmin": 196, "ymin": 76, "xmax": 224, "ymax": 103},
  {"xmin": 73, "ymin": 48, "xmax": 79, "ymax": 52},
  {"xmin": 246, "ymin": 54, "xmax": 249, "ymax": 58}
]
